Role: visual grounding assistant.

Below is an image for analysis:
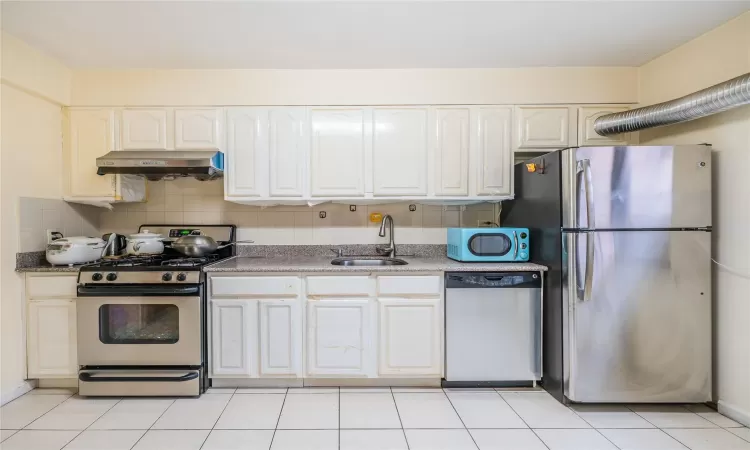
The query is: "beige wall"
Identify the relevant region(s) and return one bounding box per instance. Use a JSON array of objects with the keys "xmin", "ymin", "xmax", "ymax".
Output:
[
  {"xmin": 70, "ymin": 67, "xmax": 638, "ymax": 106},
  {"xmin": 638, "ymin": 11, "xmax": 750, "ymax": 425},
  {"xmin": 0, "ymin": 31, "xmax": 71, "ymax": 402}
]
